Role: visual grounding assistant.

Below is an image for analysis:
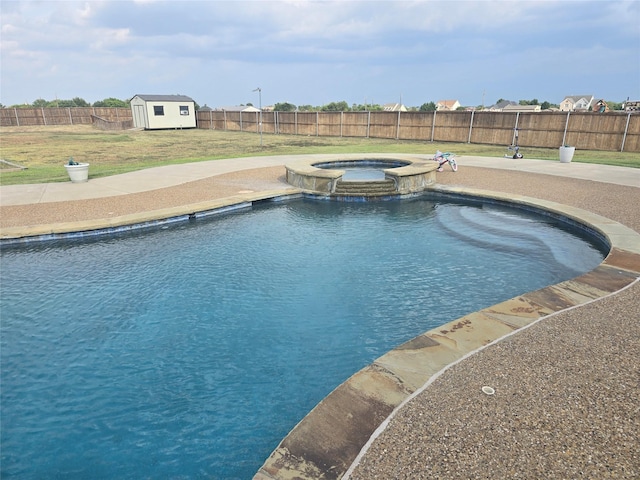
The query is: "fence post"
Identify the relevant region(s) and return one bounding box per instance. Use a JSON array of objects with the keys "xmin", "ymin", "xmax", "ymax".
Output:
[
  {"xmin": 240, "ymin": 112, "xmax": 243, "ymax": 132},
  {"xmin": 467, "ymin": 110, "xmax": 475, "ymax": 143},
  {"xmin": 367, "ymin": 111, "xmax": 371, "ymax": 138},
  {"xmin": 430, "ymin": 110, "xmax": 436, "ymax": 142},
  {"xmin": 68, "ymin": 107, "xmax": 73, "ymax": 125},
  {"xmin": 621, "ymin": 112, "xmax": 631, "ymax": 152},
  {"xmin": 224, "ymin": 111, "xmax": 227, "ymax": 131},
  {"xmin": 396, "ymin": 111, "xmax": 401, "ymax": 140},
  {"xmin": 562, "ymin": 111, "xmax": 570, "ymax": 146},
  {"xmin": 42, "ymin": 107, "xmax": 47, "ymax": 126},
  {"xmin": 316, "ymin": 112, "xmax": 319, "ymax": 136},
  {"xmin": 295, "ymin": 111, "xmax": 298, "ymax": 135},
  {"xmin": 14, "ymin": 108, "xmax": 19, "ymax": 126},
  {"xmin": 341, "ymin": 112, "xmax": 343, "ymax": 137}
]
